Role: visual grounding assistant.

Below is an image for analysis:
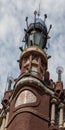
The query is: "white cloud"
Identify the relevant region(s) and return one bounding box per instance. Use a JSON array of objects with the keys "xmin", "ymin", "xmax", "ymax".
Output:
[{"xmin": 0, "ymin": 0, "xmax": 65, "ymax": 107}]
